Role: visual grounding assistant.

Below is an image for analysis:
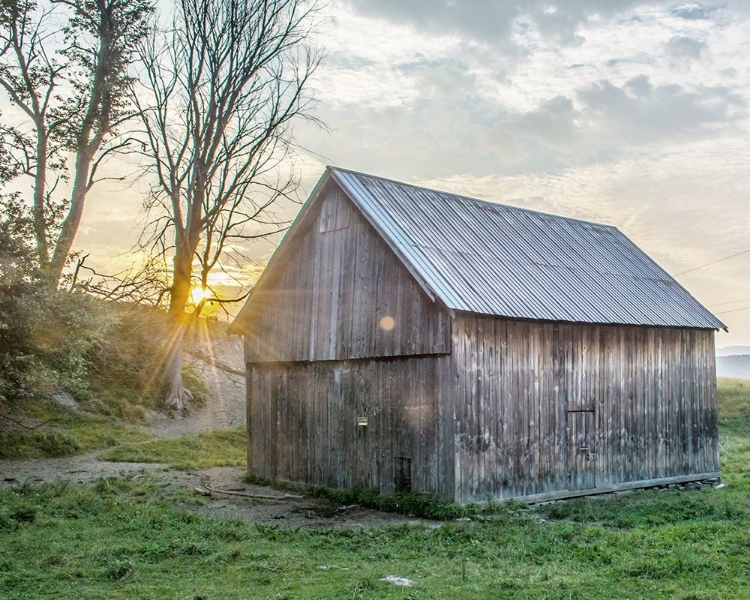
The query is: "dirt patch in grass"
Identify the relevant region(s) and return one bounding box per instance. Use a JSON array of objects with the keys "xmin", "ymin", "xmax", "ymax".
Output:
[{"xmin": 0, "ymin": 464, "xmax": 435, "ymax": 530}]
